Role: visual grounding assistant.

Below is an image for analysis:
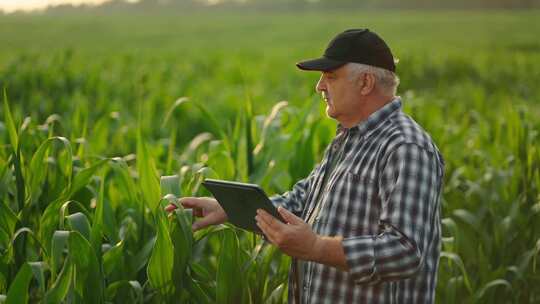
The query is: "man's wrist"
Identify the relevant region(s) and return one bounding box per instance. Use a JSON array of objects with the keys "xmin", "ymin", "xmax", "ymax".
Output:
[
  {"xmin": 310, "ymin": 235, "xmax": 325, "ymax": 262},
  {"xmin": 309, "ymin": 235, "xmax": 349, "ymax": 271}
]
